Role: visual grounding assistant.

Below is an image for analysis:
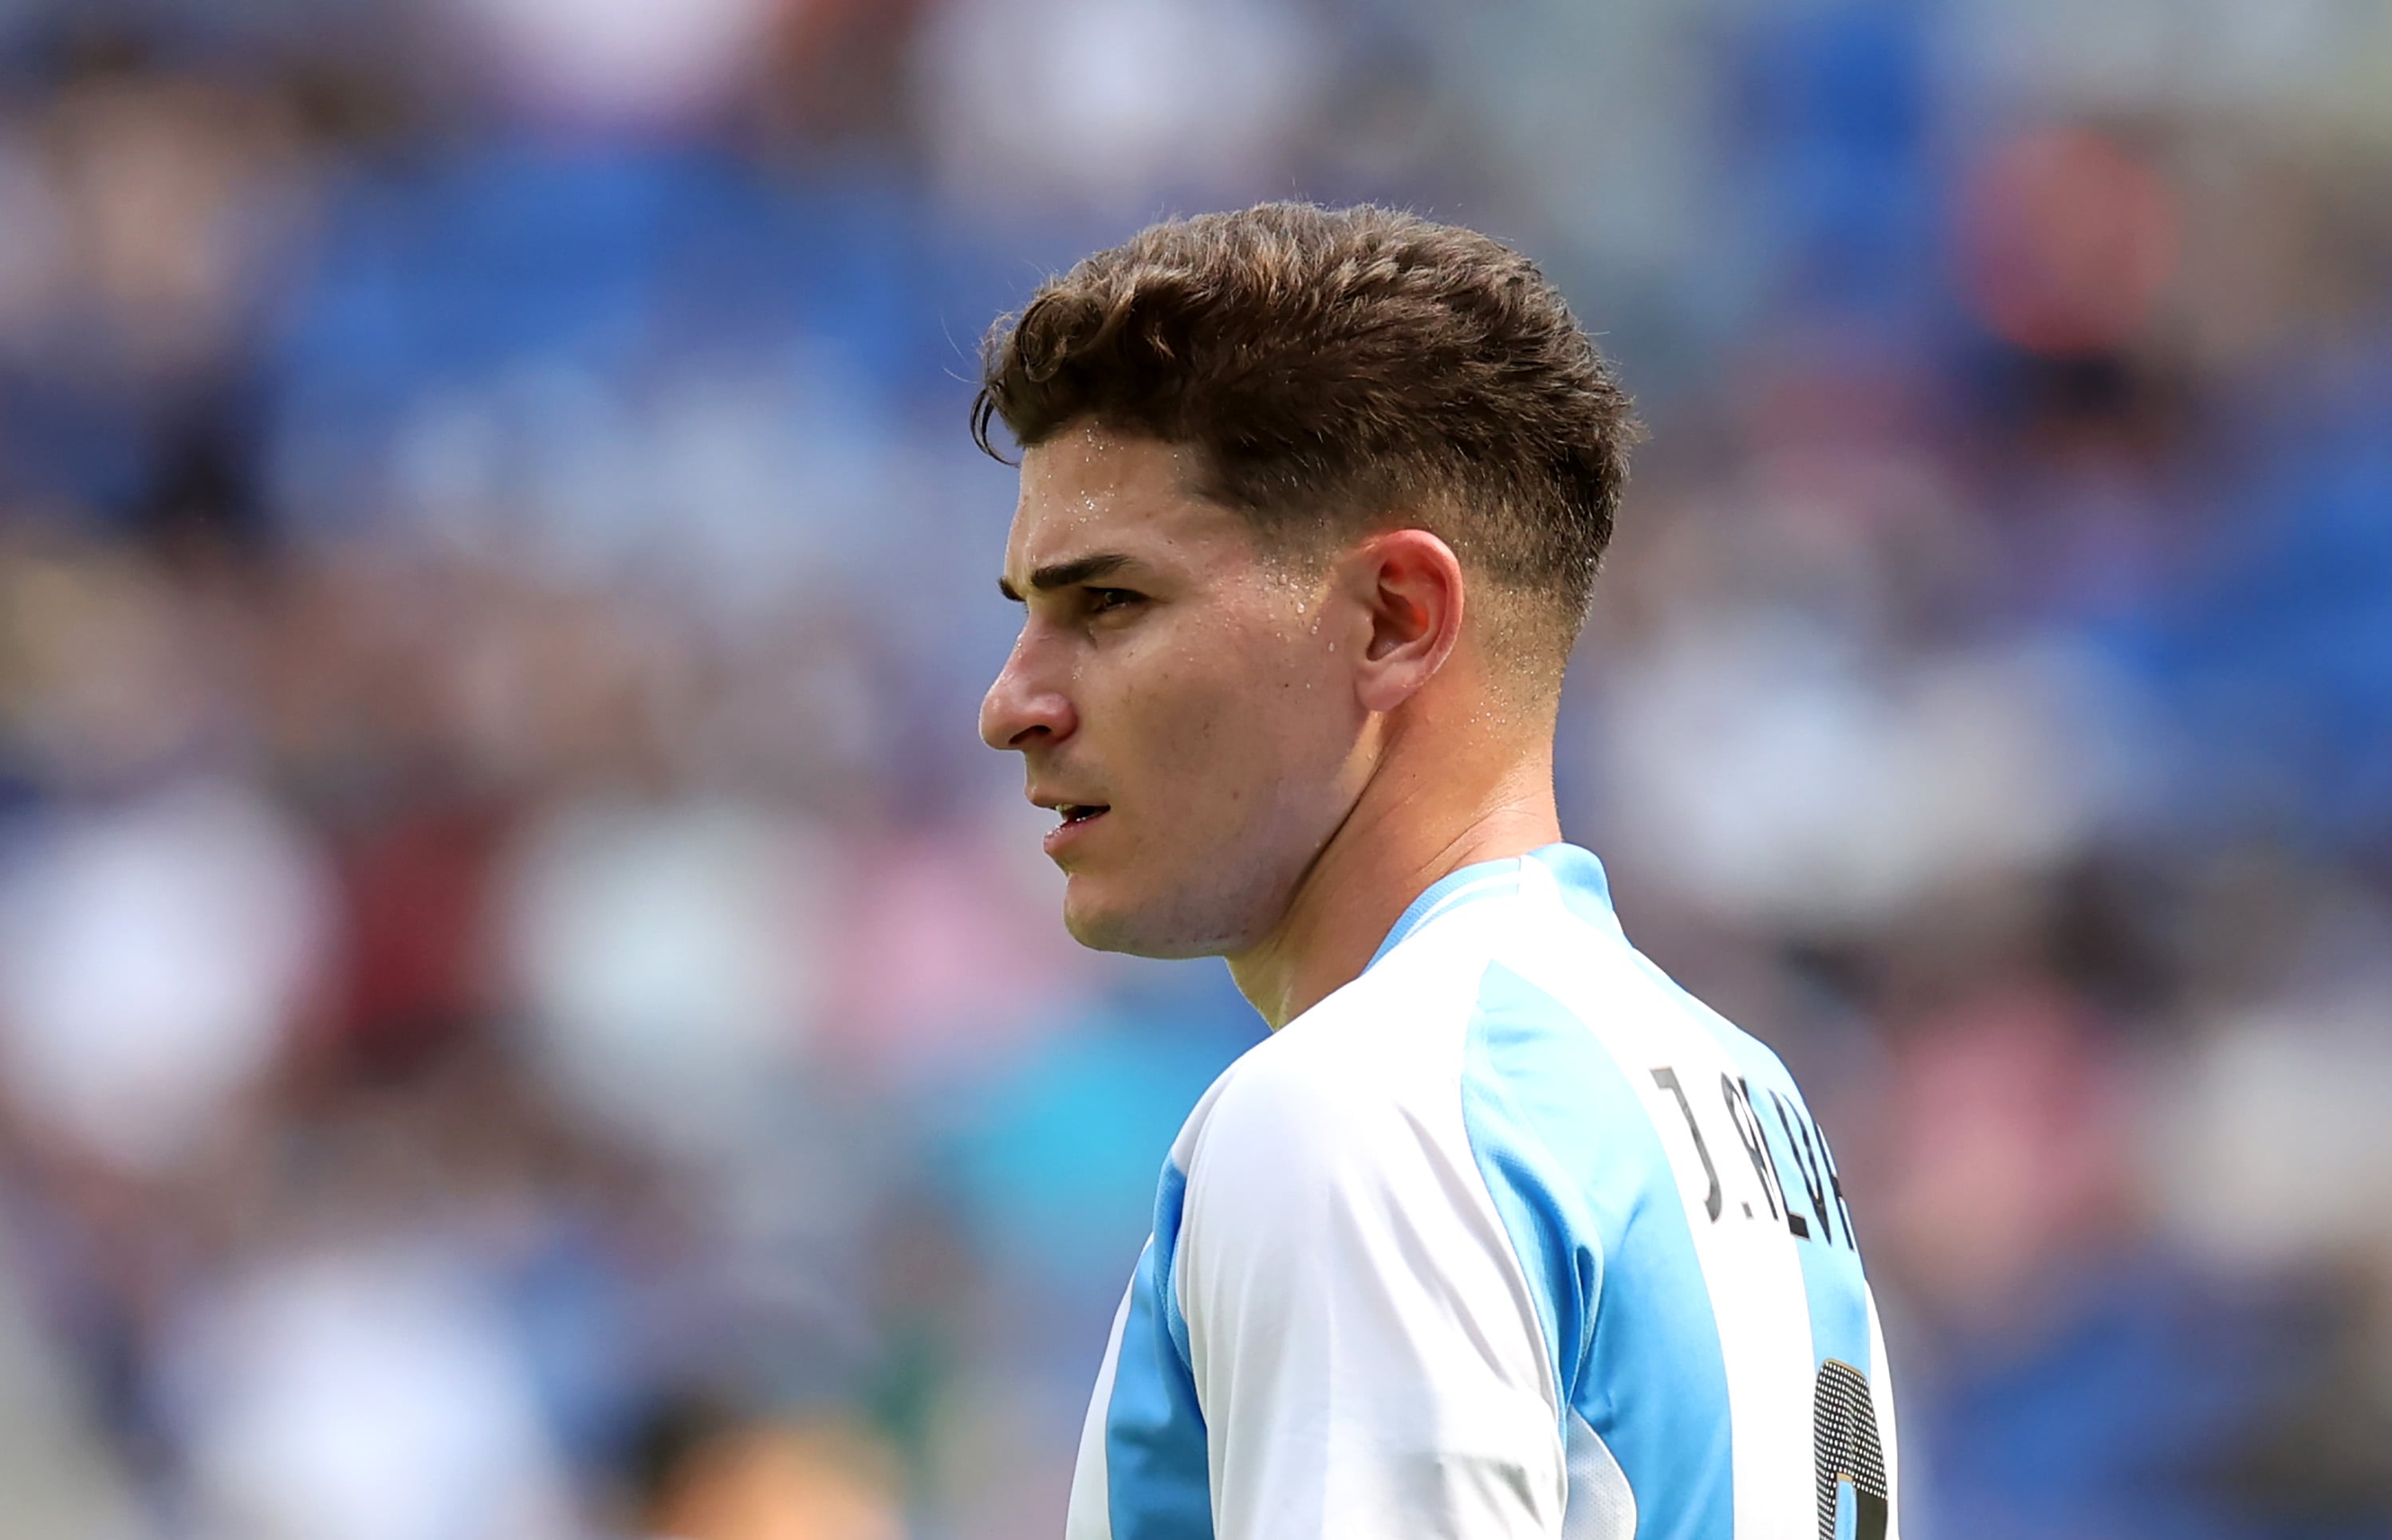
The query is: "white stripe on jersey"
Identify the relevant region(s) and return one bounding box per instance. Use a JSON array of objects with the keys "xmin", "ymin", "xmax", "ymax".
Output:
[
  {"xmin": 1183, "ymin": 890, "xmax": 1568, "ymax": 1538},
  {"xmin": 1867, "ymin": 1287, "xmax": 1903, "ymax": 1540},
  {"xmin": 1067, "ymin": 1275, "xmax": 1137, "ymax": 1540}
]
